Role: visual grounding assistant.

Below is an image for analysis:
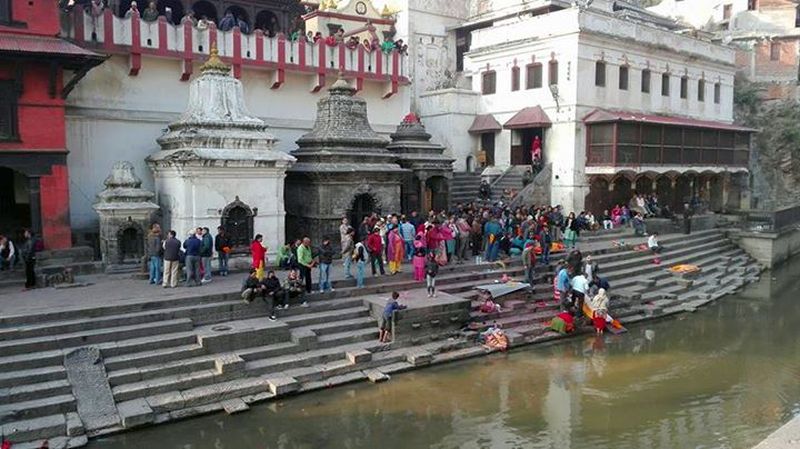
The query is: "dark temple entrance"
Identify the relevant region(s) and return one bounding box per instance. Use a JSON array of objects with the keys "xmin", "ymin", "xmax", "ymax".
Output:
[
  {"xmin": 511, "ymin": 128, "xmax": 544, "ymax": 166},
  {"xmin": 0, "ymin": 167, "xmax": 31, "ymax": 239},
  {"xmin": 221, "ymin": 197, "xmax": 254, "ymax": 249},
  {"xmin": 349, "ymin": 194, "xmax": 376, "ymax": 229}
]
